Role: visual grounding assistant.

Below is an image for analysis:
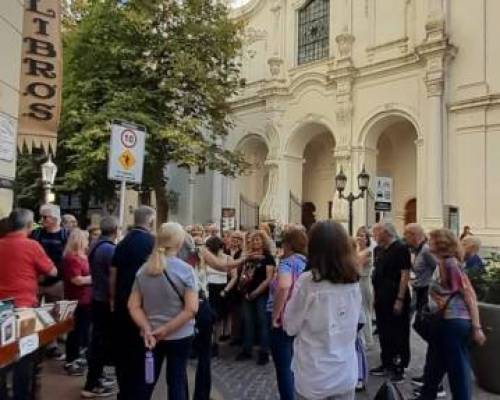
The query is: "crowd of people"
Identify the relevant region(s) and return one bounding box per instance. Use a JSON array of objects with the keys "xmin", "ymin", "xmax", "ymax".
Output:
[{"xmin": 0, "ymin": 203, "xmax": 489, "ymax": 400}]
